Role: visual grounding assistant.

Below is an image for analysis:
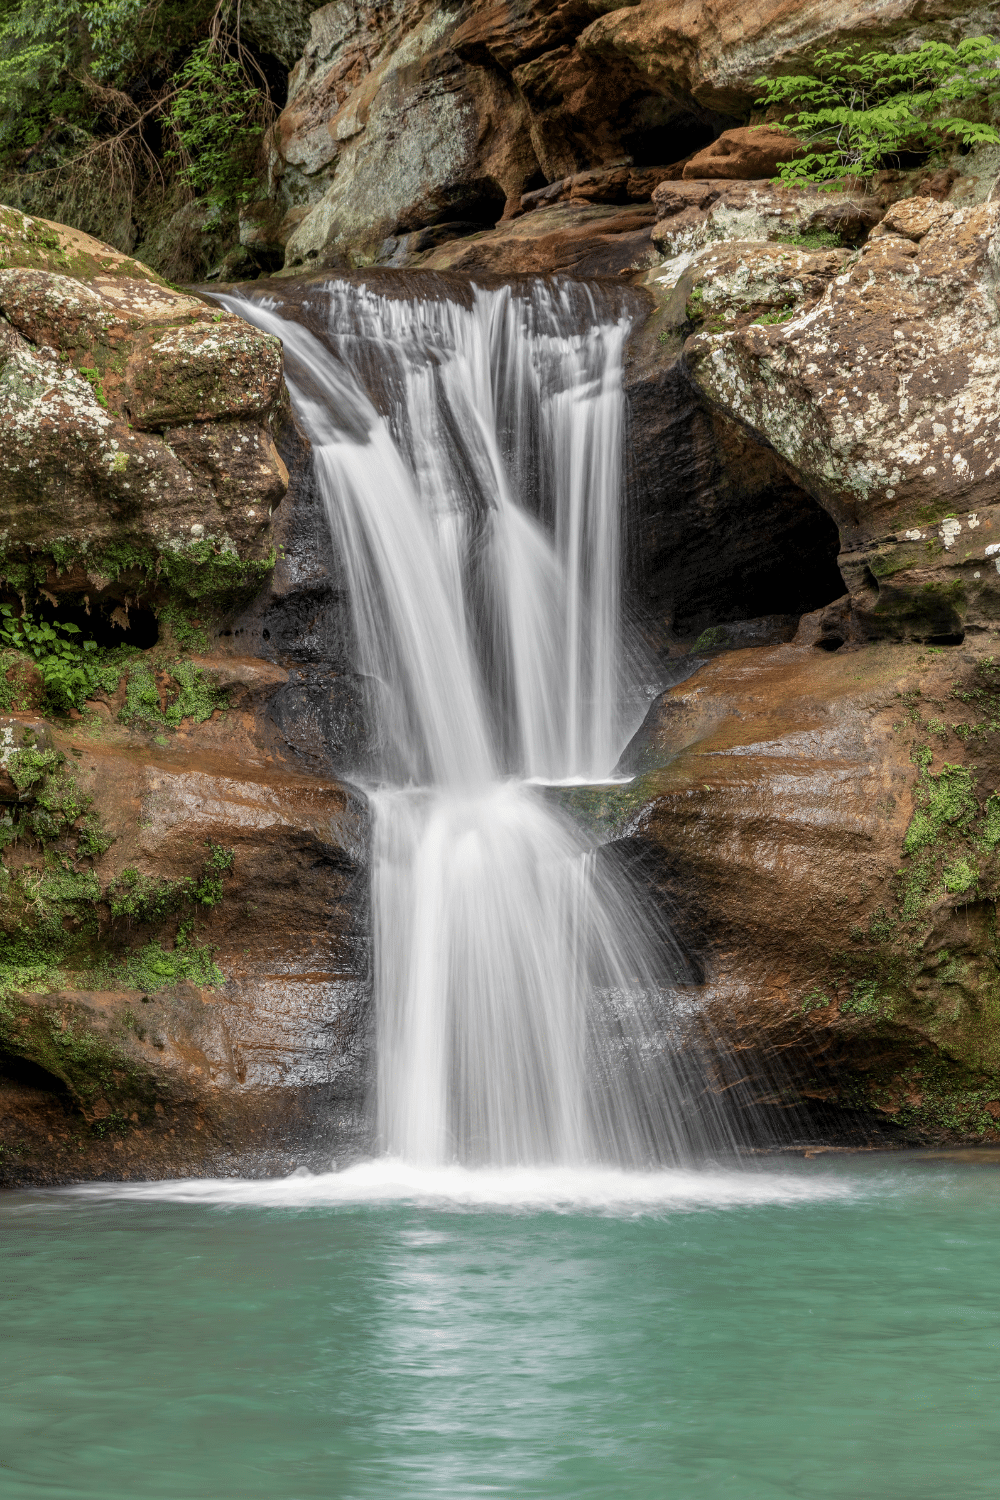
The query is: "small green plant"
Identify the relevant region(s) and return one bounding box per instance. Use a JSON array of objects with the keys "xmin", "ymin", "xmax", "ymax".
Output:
[
  {"xmin": 840, "ymin": 979, "xmax": 886, "ymax": 1018},
  {"xmin": 785, "ymin": 229, "xmax": 843, "ymax": 249},
  {"xmin": 107, "ymin": 844, "xmax": 234, "ymax": 923},
  {"xmin": 0, "ymin": 606, "xmax": 98, "ymax": 712},
  {"xmin": 76, "ymin": 367, "xmax": 108, "ymax": 408},
  {"xmin": 755, "ymin": 37, "xmax": 1000, "ymax": 188},
  {"xmin": 753, "ymin": 308, "xmax": 797, "ymax": 326},
  {"xmin": 801, "ymin": 986, "xmax": 832, "ymax": 1014}
]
